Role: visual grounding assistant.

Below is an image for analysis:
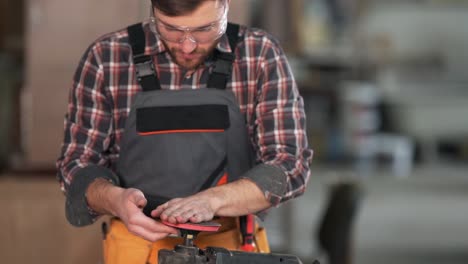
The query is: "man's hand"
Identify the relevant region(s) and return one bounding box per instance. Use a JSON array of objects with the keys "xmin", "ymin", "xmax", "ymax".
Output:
[
  {"xmin": 111, "ymin": 188, "xmax": 179, "ymax": 241},
  {"xmin": 86, "ymin": 179, "xmax": 178, "ymax": 242},
  {"xmin": 151, "ymin": 178, "xmax": 271, "ymax": 224},
  {"xmin": 151, "ymin": 193, "xmax": 216, "ymax": 224}
]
